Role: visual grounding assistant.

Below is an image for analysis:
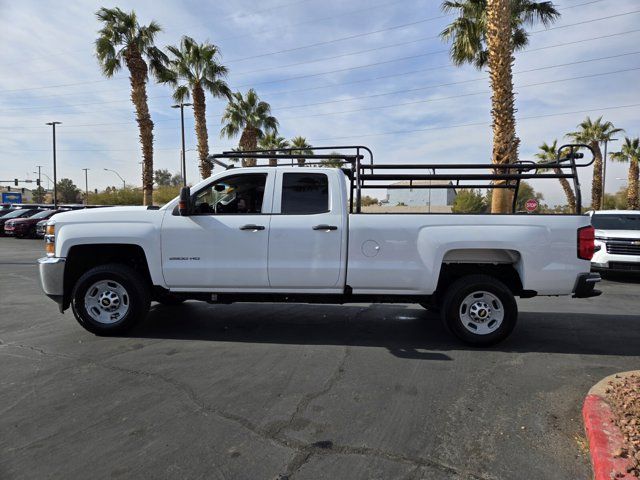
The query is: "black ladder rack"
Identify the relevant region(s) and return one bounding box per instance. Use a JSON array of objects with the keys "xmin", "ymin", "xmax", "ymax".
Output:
[{"xmin": 207, "ymin": 143, "xmax": 594, "ymax": 214}]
